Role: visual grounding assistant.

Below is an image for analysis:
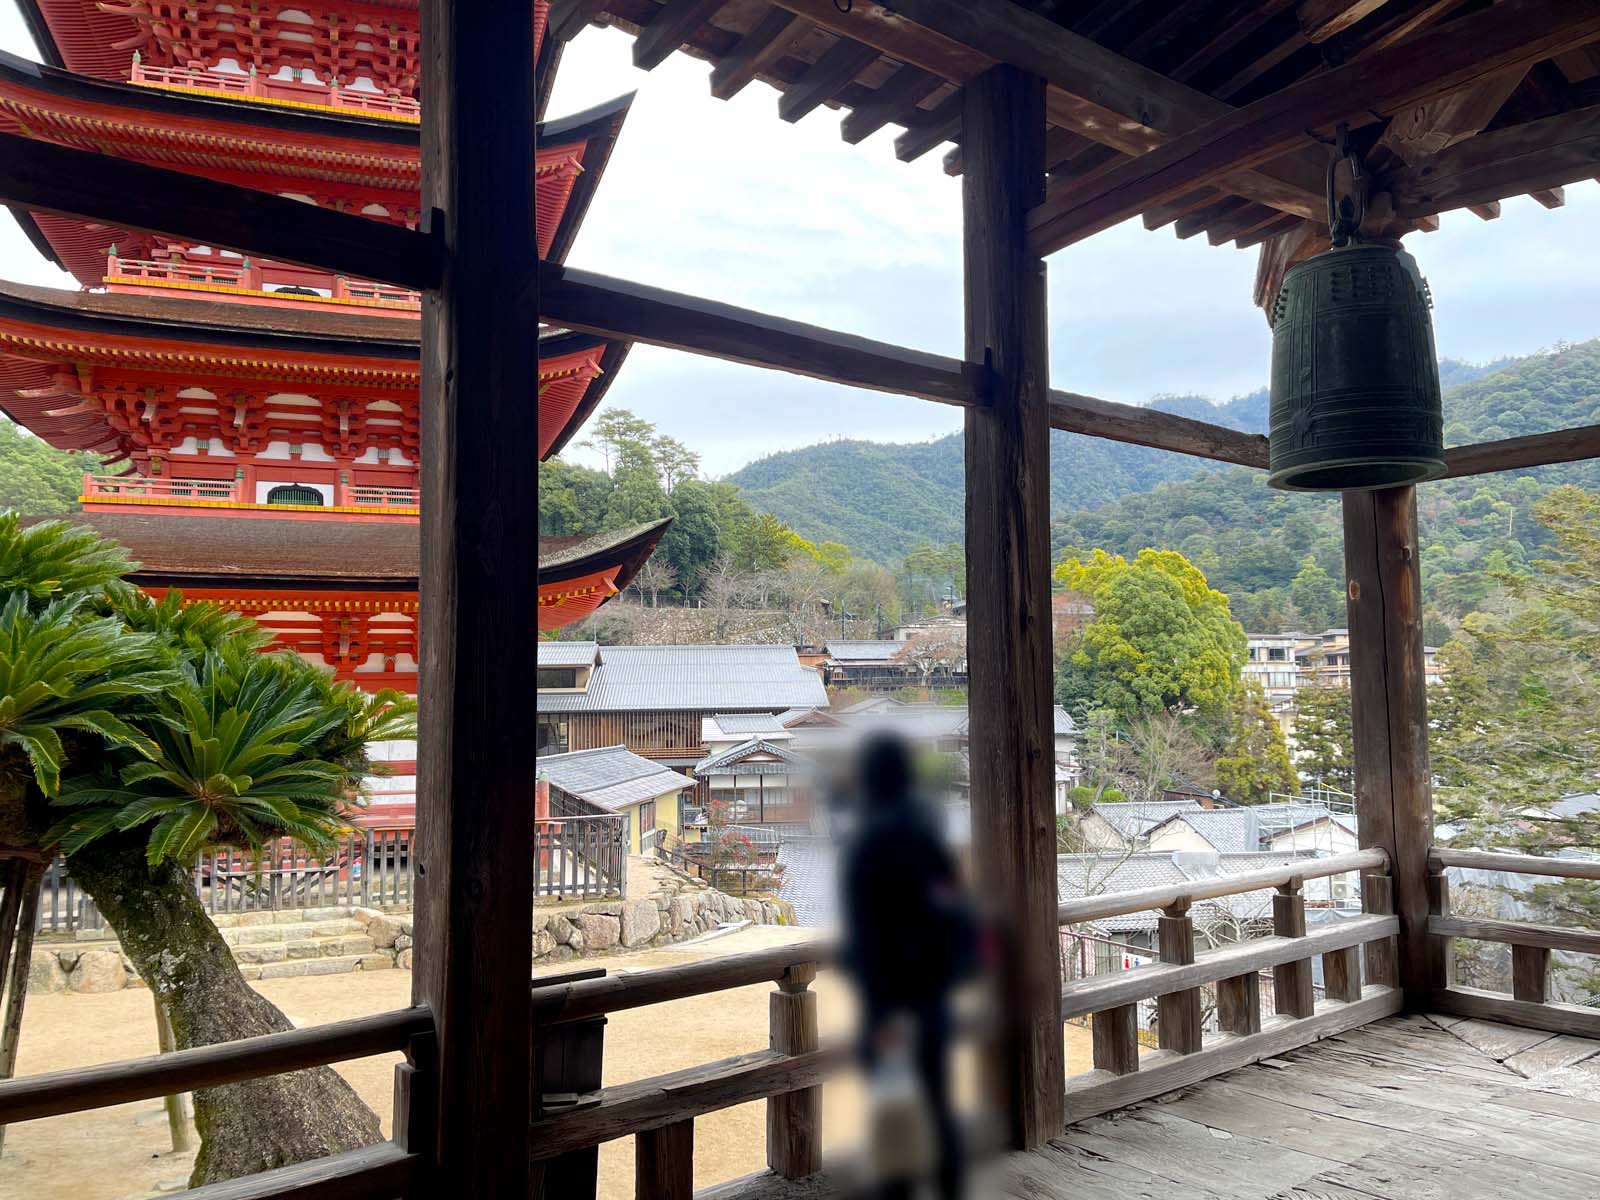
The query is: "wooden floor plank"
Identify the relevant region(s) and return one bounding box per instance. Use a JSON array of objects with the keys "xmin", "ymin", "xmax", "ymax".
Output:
[
  {"xmin": 1441, "ymin": 1018, "xmax": 1558, "ymax": 1062},
  {"xmin": 1151, "ymin": 1083, "xmax": 1397, "ymax": 1166},
  {"xmin": 1503, "ymin": 1033, "xmax": 1600, "ymax": 1078},
  {"xmin": 1053, "ymin": 1108, "xmax": 1341, "ymax": 1194},
  {"xmin": 1308, "ymin": 1138, "xmax": 1600, "ymax": 1200}
]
